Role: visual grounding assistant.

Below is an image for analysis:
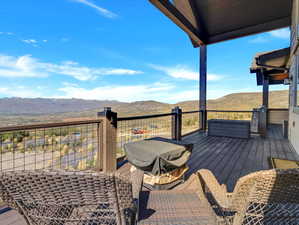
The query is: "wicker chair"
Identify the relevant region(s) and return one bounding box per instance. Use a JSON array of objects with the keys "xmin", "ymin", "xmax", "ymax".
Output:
[
  {"xmin": 197, "ymin": 168, "xmax": 299, "ymax": 225},
  {"xmin": 0, "ymin": 169, "xmax": 144, "ymax": 225}
]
